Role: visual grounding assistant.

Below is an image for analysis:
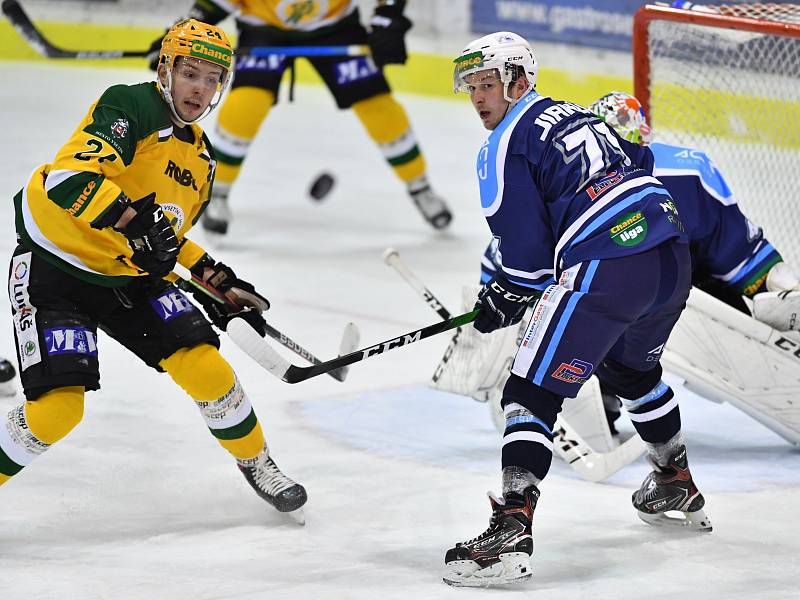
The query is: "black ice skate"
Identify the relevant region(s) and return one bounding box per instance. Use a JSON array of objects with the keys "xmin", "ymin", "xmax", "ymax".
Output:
[
  {"xmin": 0, "ymin": 358, "xmax": 17, "ymax": 397},
  {"xmin": 408, "ymin": 182, "xmax": 452, "ymax": 230},
  {"xmin": 237, "ymin": 445, "xmax": 307, "ymax": 524},
  {"xmin": 201, "ymin": 188, "xmax": 232, "ymax": 236},
  {"xmin": 632, "ymin": 445, "xmax": 712, "ymax": 532},
  {"xmin": 443, "ymin": 486, "xmax": 538, "ymax": 587}
]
